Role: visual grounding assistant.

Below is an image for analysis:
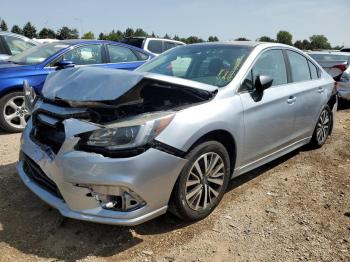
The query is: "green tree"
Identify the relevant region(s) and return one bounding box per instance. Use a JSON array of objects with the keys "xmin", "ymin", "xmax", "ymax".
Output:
[
  {"xmin": 235, "ymin": 37, "xmax": 250, "ymax": 41},
  {"xmin": 124, "ymin": 28, "xmax": 134, "ymax": 37},
  {"xmin": 81, "ymin": 31, "xmax": 95, "ymax": 39},
  {"xmin": 309, "ymin": 35, "xmax": 331, "ymax": 50},
  {"xmin": 105, "ymin": 30, "xmax": 123, "ymax": 41},
  {"xmin": 38, "ymin": 27, "xmax": 56, "ymax": 39},
  {"xmin": 208, "ymin": 36, "xmax": 219, "ymax": 42},
  {"xmin": 164, "ymin": 33, "xmax": 171, "ymax": 39},
  {"xmin": 0, "ymin": 20, "xmax": 8, "ymax": 31},
  {"xmin": 134, "ymin": 28, "xmax": 147, "ymax": 37},
  {"xmin": 11, "ymin": 25, "xmax": 22, "ymax": 35},
  {"xmin": 185, "ymin": 36, "xmax": 204, "ymax": 44},
  {"xmin": 23, "ymin": 22, "xmax": 37, "ymax": 38},
  {"xmin": 98, "ymin": 32, "xmax": 106, "ymax": 40},
  {"xmin": 258, "ymin": 36, "xmax": 275, "ymax": 42},
  {"xmin": 173, "ymin": 35, "xmax": 180, "ymax": 41},
  {"xmin": 151, "ymin": 32, "xmax": 156, "ymax": 37},
  {"xmin": 302, "ymin": 39, "xmax": 311, "ymax": 50},
  {"xmin": 294, "ymin": 40, "xmax": 303, "ymax": 50},
  {"xmin": 276, "ymin": 31, "xmax": 293, "ymax": 45},
  {"xmin": 56, "ymin": 26, "xmax": 79, "ymax": 40}
]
